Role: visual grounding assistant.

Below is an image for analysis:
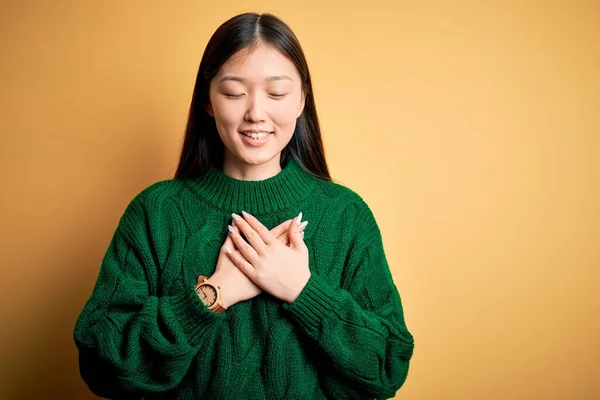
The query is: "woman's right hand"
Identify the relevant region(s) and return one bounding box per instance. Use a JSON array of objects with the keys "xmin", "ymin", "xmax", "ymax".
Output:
[{"xmin": 209, "ymin": 218, "xmax": 305, "ymax": 308}]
